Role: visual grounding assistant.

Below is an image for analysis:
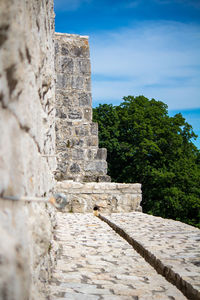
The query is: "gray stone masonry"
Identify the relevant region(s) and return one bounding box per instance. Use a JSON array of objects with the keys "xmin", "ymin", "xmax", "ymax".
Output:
[
  {"xmin": 48, "ymin": 212, "xmax": 188, "ymax": 300},
  {"xmin": 54, "ymin": 33, "xmax": 110, "ymax": 182},
  {"xmin": 56, "ymin": 181, "xmax": 142, "ymax": 212},
  {"xmin": 0, "ymin": 0, "xmax": 56, "ymax": 299},
  {"xmin": 2, "ymin": 1, "xmax": 199, "ymax": 300}
]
